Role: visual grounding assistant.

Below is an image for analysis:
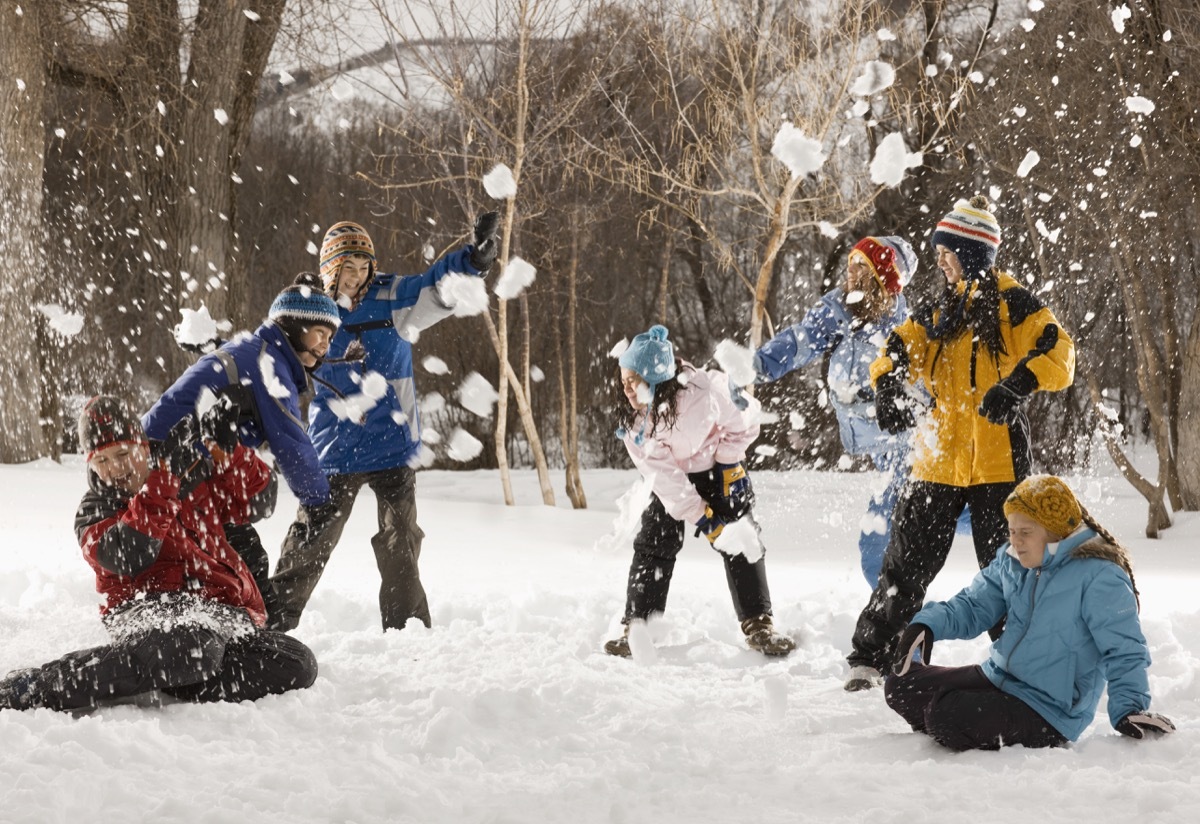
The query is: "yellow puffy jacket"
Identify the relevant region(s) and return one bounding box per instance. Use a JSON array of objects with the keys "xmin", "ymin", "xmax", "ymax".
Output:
[{"xmin": 870, "ymin": 271, "xmax": 1075, "ymax": 487}]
